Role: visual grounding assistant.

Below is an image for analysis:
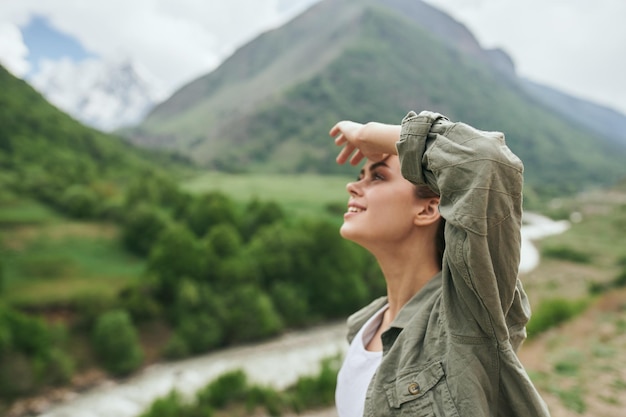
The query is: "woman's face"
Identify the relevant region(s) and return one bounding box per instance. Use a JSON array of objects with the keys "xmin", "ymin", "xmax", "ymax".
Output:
[{"xmin": 340, "ymin": 155, "xmax": 422, "ymax": 248}]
